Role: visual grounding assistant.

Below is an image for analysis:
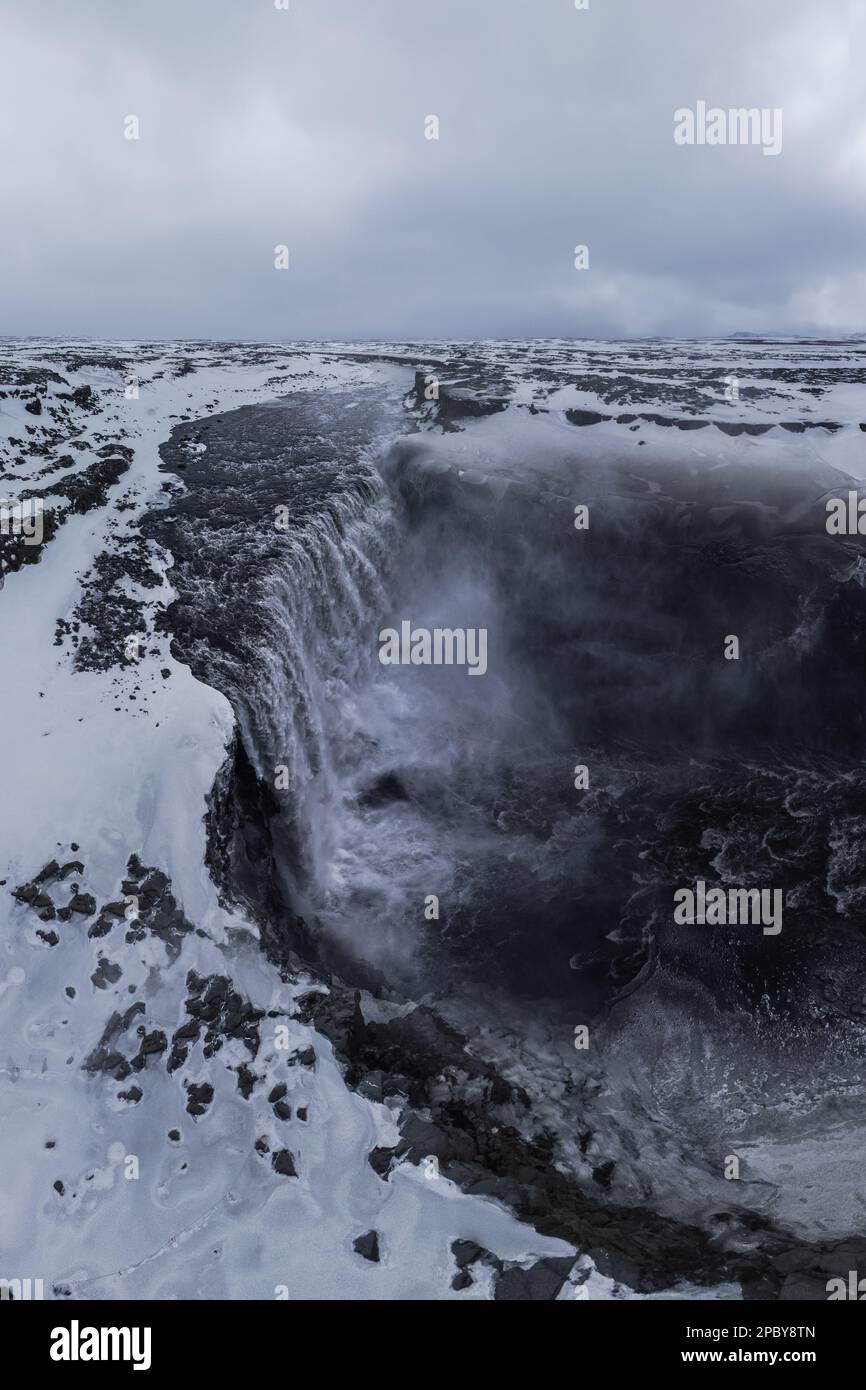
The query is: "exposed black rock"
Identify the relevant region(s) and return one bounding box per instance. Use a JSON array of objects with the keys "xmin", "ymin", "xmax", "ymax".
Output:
[
  {"xmin": 353, "ymin": 1231, "xmax": 380, "ymax": 1263},
  {"xmin": 271, "ymin": 1148, "xmax": 297, "ymax": 1177},
  {"xmin": 493, "ymin": 1256, "xmax": 577, "ymax": 1301},
  {"xmin": 185, "ymin": 1081, "xmax": 214, "ymax": 1117}
]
